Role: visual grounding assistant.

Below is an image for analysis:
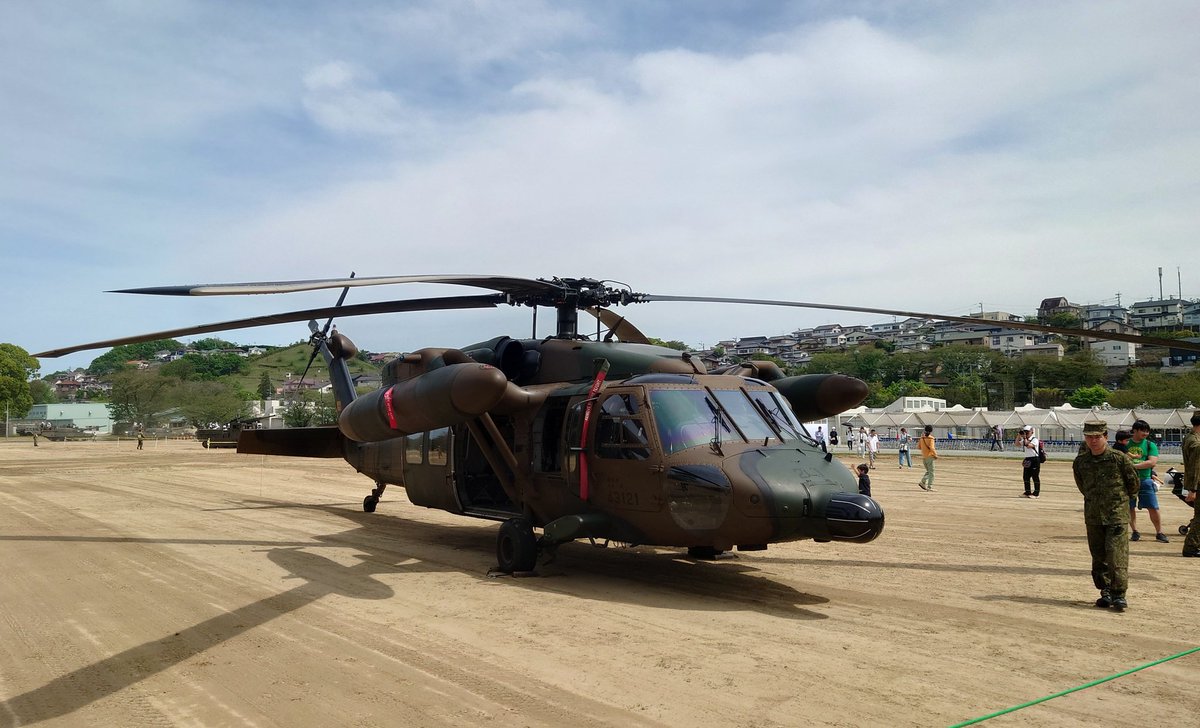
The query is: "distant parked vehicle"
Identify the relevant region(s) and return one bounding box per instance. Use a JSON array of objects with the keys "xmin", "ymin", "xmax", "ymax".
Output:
[{"xmin": 28, "ymin": 424, "xmax": 97, "ymax": 441}]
